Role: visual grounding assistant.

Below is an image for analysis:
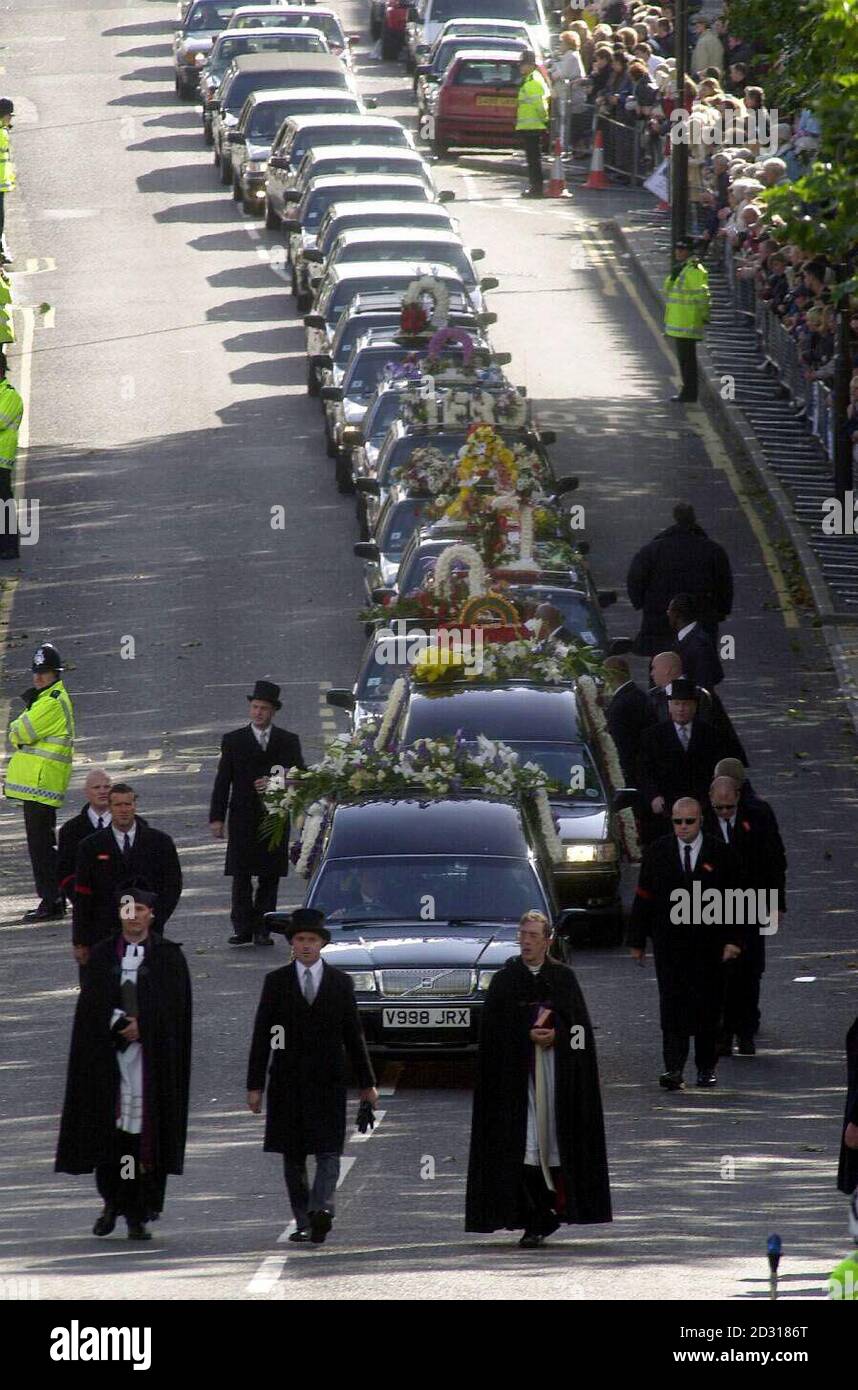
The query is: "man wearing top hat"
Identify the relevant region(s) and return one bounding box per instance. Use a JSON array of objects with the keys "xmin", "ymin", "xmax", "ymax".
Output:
[
  {"xmin": 246, "ymin": 909, "xmax": 376, "ymax": 1245},
  {"xmin": 209, "ymin": 680, "xmax": 305, "ymax": 947},
  {"xmin": 55, "ymin": 884, "xmax": 192, "ymax": 1241}
]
